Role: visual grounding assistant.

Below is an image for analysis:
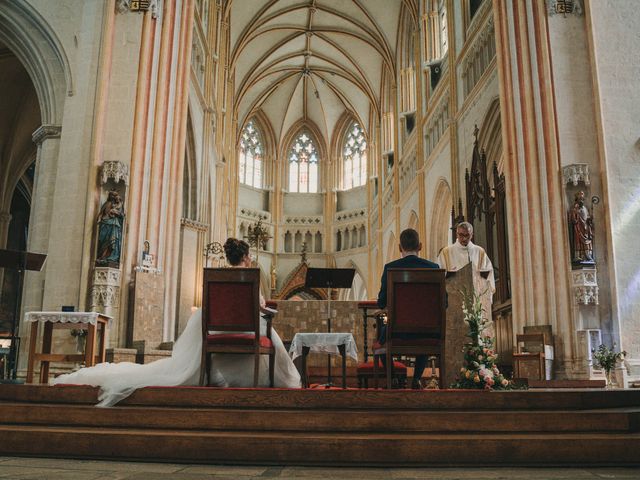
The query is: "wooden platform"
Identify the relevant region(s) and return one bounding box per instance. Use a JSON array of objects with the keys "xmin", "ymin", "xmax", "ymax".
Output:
[{"xmin": 0, "ymin": 384, "xmax": 639, "ymax": 466}]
